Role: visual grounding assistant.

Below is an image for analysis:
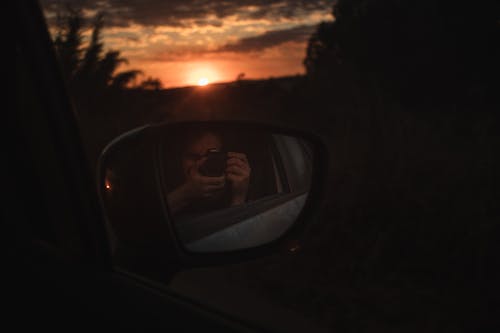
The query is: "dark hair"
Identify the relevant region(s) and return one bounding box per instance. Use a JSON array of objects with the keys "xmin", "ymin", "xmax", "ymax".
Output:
[{"xmin": 181, "ymin": 128, "xmax": 224, "ymax": 153}]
